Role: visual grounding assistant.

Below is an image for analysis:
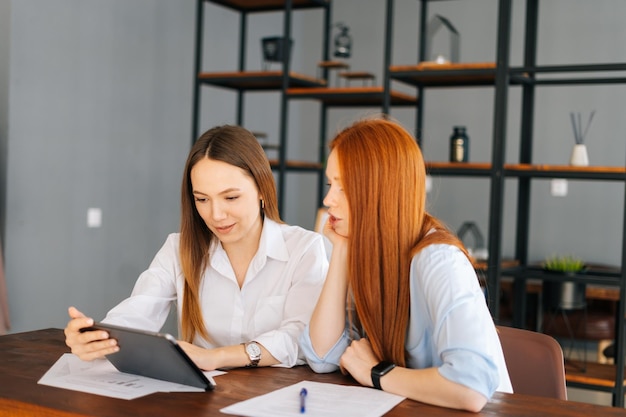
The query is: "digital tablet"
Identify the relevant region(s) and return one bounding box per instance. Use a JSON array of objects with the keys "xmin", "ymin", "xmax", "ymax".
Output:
[{"xmin": 81, "ymin": 322, "xmax": 214, "ymax": 391}]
